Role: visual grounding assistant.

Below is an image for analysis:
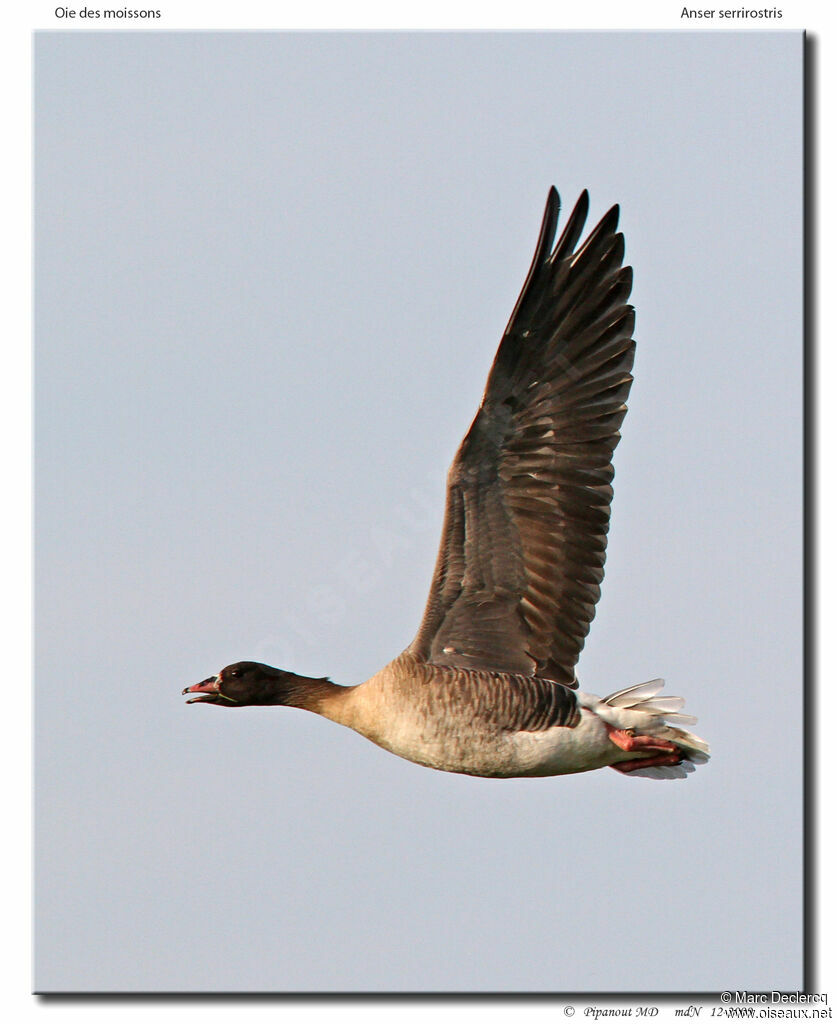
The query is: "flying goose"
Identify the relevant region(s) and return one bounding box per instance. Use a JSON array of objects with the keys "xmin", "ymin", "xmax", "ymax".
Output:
[{"xmin": 183, "ymin": 189, "xmax": 709, "ymax": 781}]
